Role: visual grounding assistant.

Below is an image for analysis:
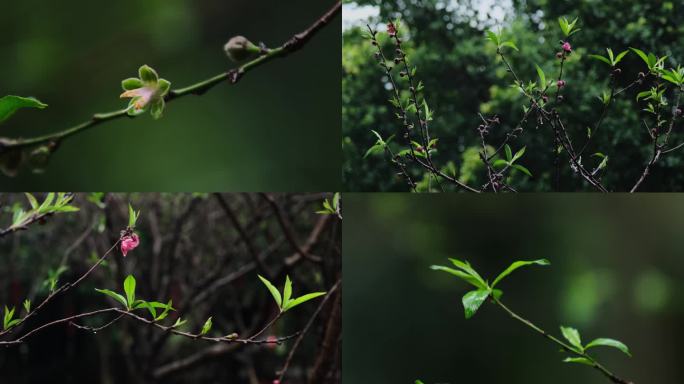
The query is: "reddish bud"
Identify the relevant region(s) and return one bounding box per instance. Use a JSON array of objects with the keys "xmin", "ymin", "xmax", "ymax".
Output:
[
  {"xmin": 562, "ymin": 42, "xmax": 572, "ymax": 53},
  {"xmin": 557, "ymin": 80, "xmax": 566, "ymax": 88}
]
